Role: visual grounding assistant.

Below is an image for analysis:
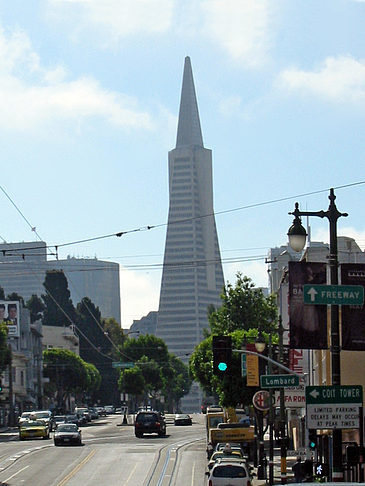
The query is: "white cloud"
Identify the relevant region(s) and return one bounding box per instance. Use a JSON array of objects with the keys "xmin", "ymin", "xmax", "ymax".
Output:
[
  {"xmin": 47, "ymin": 0, "xmax": 174, "ymax": 43},
  {"xmin": 120, "ymin": 267, "xmax": 160, "ymax": 328},
  {"xmin": 0, "ymin": 26, "xmax": 154, "ymax": 131},
  {"xmin": 46, "ymin": 0, "xmax": 274, "ymax": 66},
  {"xmin": 278, "ymin": 56, "xmax": 365, "ymax": 103},
  {"xmin": 200, "ymin": 0, "xmax": 274, "ymax": 67}
]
